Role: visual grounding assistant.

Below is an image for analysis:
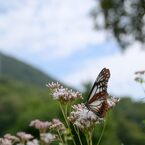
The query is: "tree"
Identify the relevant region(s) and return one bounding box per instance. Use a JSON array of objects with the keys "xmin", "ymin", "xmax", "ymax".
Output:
[{"xmin": 91, "ymin": 0, "xmax": 145, "ymax": 50}]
